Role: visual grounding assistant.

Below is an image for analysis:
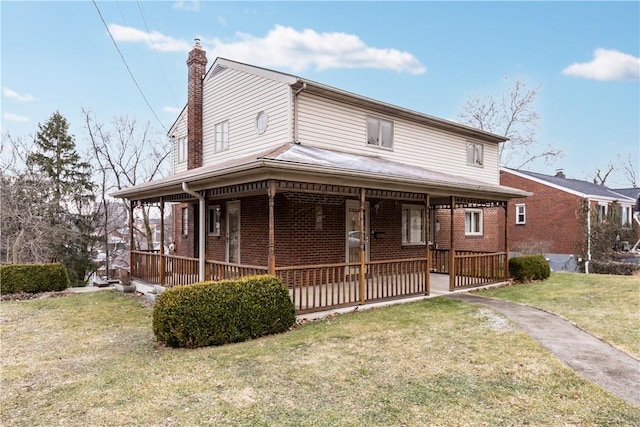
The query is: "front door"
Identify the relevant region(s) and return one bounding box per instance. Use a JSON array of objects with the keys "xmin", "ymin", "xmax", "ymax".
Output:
[
  {"xmin": 345, "ymin": 200, "xmax": 370, "ymax": 263},
  {"xmin": 226, "ymin": 201, "xmax": 240, "ymax": 263}
]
